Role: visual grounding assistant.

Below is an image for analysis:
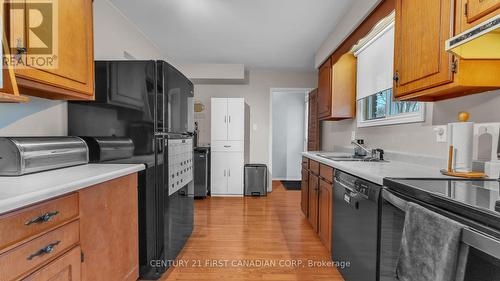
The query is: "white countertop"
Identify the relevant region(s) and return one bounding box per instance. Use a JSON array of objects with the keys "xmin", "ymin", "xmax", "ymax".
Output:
[
  {"xmin": 0, "ymin": 164, "xmax": 145, "ymax": 214},
  {"xmin": 303, "ymin": 151, "xmax": 451, "ymax": 185}
]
